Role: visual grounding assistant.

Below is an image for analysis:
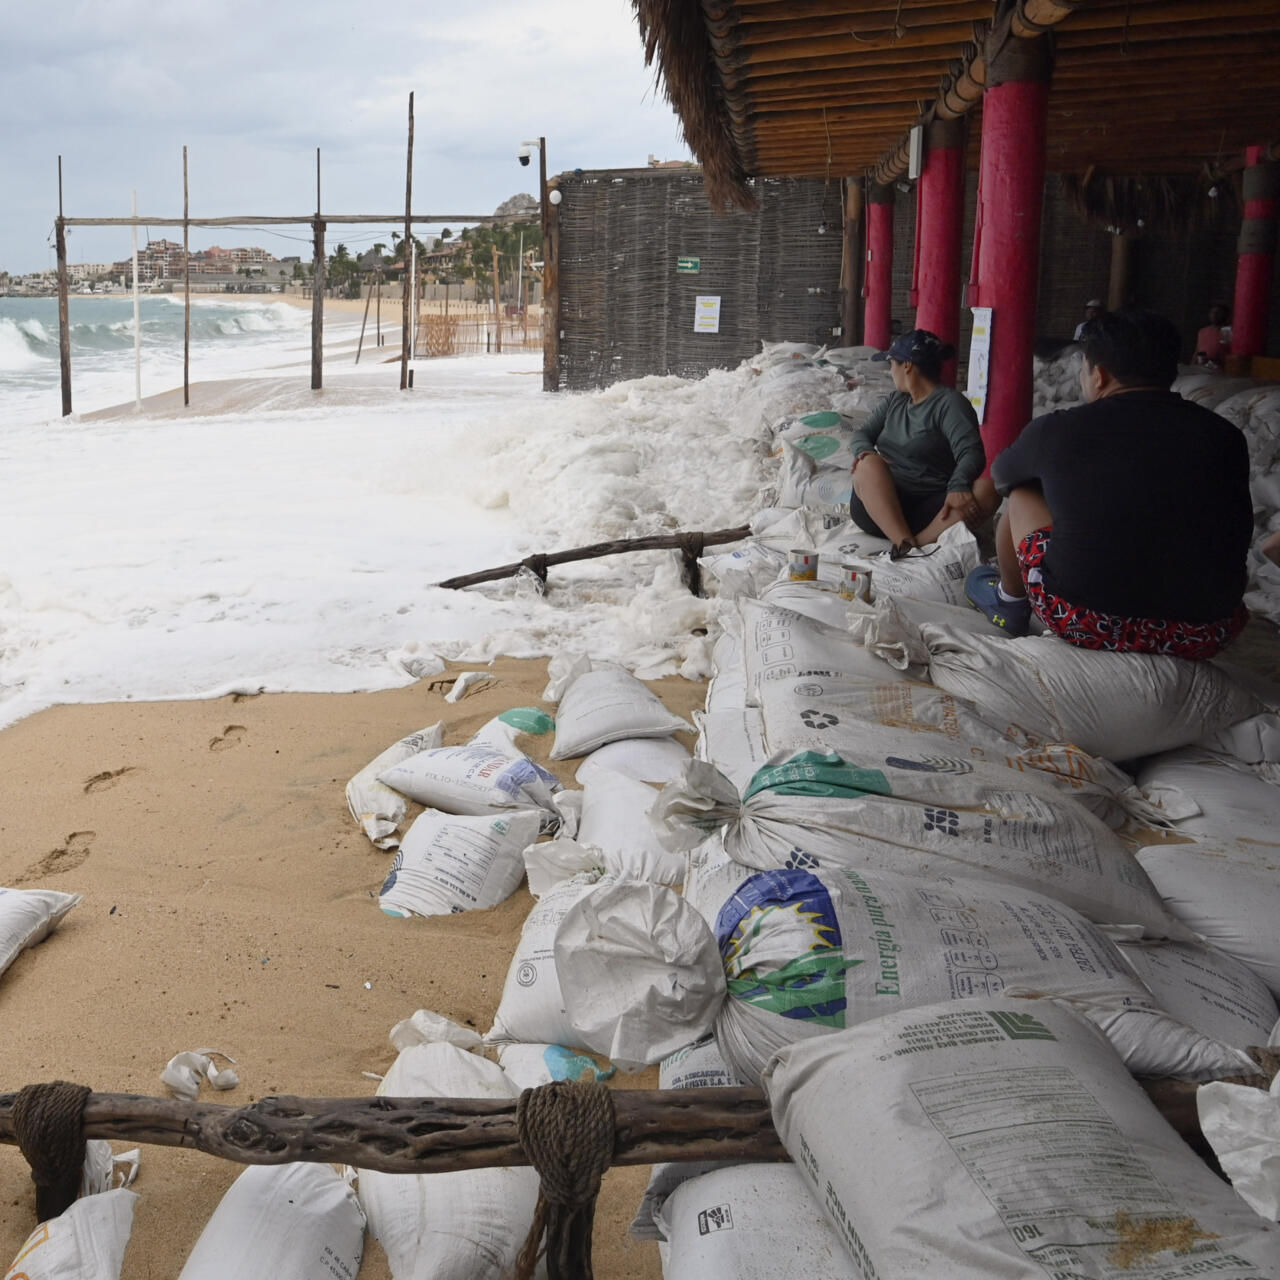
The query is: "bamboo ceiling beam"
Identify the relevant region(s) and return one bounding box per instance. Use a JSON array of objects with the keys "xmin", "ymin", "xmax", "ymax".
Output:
[
  {"xmin": 712, "ymin": 22, "xmax": 985, "ymax": 69},
  {"xmin": 60, "ymin": 214, "xmax": 519, "ymax": 229},
  {"xmin": 707, "ymin": 3, "xmax": 990, "ymax": 45}
]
